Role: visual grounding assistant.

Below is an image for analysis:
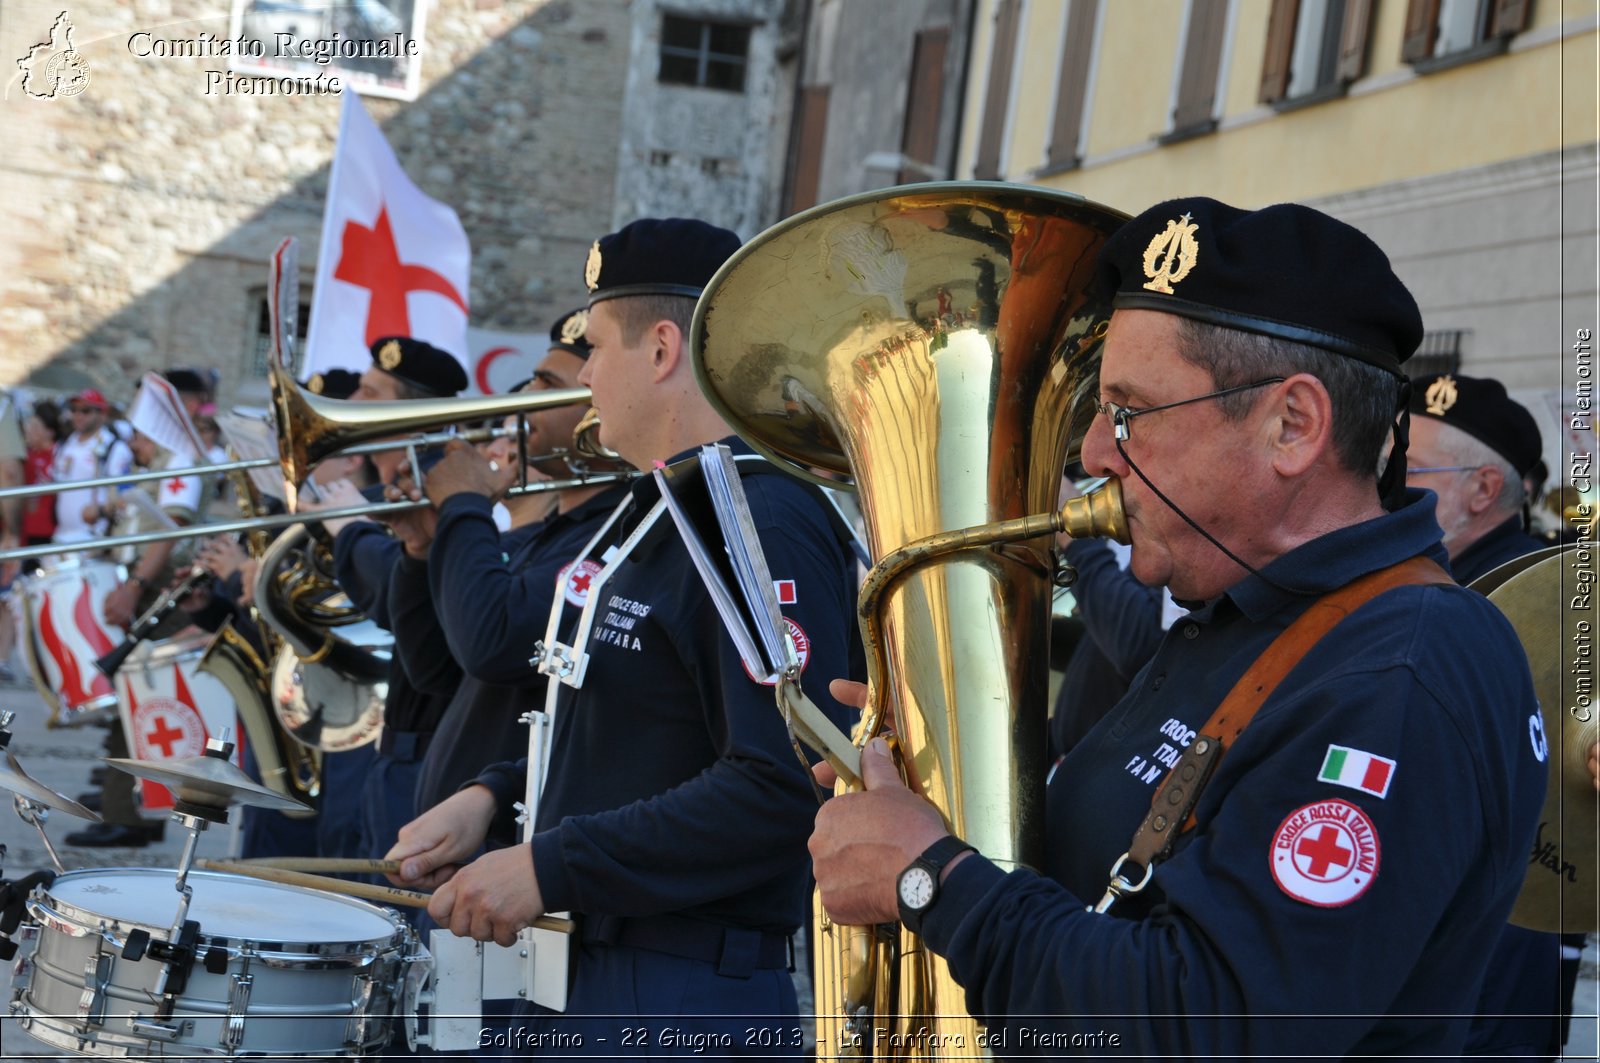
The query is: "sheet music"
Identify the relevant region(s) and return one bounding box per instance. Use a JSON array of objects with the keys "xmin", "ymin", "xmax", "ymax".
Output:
[
  {"xmin": 652, "ymin": 460, "xmax": 773, "ymax": 682},
  {"xmin": 701, "ymin": 444, "xmax": 795, "ymax": 675},
  {"xmin": 215, "ymin": 411, "xmax": 286, "ymax": 503},
  {"xmin": 128, "ymin": 373, "xmax": 207, "ymax": 461}
]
